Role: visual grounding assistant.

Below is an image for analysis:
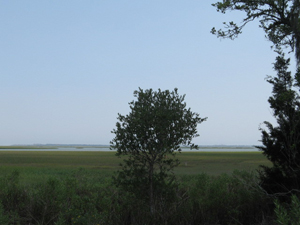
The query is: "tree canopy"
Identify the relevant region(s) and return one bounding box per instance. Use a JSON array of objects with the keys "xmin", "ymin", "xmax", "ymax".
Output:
[
  {"xmin": 111, "ymin": 88, "xmax": 206, "ymax": 216},
  {"xmin": 211, "ymin": 0, "xmax": 300, "ymax": 63}
]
